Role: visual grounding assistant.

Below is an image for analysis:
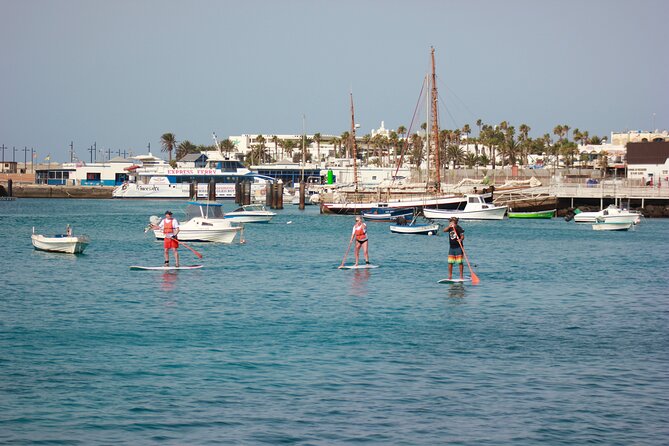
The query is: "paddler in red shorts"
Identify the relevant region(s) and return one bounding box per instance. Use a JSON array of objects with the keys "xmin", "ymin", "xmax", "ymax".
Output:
[{"xmin": 152, "ymin": 210, "xmax": 180, "ymax": 267}]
